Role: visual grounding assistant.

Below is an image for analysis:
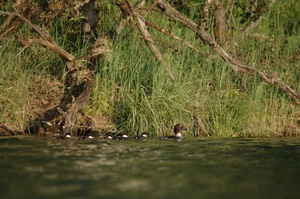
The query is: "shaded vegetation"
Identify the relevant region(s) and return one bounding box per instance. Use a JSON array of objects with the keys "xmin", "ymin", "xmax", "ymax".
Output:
[{"xmin": 0, "ymin": 0, "xmax": 300, "ymax": 137}]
